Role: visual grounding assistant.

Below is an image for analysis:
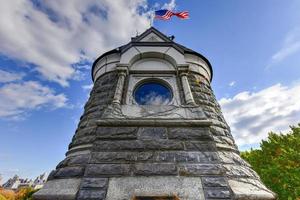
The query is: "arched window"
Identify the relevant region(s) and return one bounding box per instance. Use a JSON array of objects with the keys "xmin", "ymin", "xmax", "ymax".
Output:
[{"xmin": 134, "ymin": 80, "xmax": 173, "ymax": 105}]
